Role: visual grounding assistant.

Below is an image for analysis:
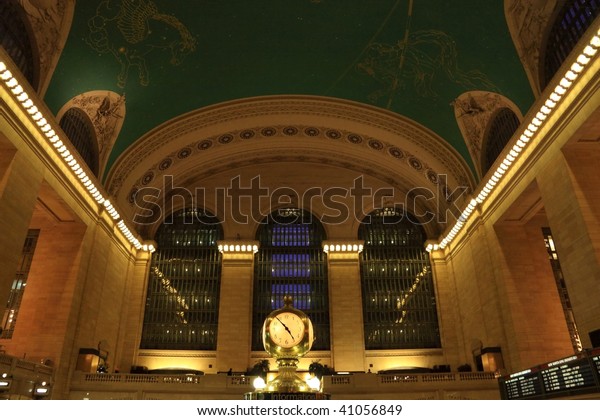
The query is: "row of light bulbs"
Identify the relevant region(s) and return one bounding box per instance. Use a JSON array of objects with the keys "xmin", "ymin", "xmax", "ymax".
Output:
[
  {"xmin": 323, "ymin": 243, "xmax": 364, "ymax": 253},
  {"xmin": 217, "ymin": 242, "xmax": 365, "ymax": 254},
  {"xmin": 427, "ymin": 28, "xmax": 600, "ymax": 253},
  {"xmin": 218, "ymin": 243, "xmax": 259, "ymax": 253},
  {"xmin": 0, "ymin": 59, "xmax": 155, "ymax": 254}
]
